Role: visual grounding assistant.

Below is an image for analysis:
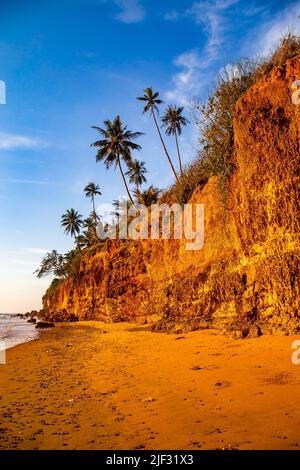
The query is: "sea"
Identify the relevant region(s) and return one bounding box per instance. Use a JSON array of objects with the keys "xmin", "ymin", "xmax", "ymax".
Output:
[{"xmin": 0, "ymin": 313, "xmax": 39, "ymax": 350}]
